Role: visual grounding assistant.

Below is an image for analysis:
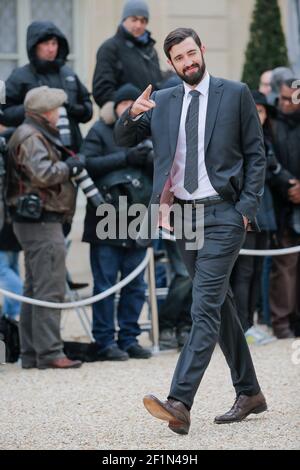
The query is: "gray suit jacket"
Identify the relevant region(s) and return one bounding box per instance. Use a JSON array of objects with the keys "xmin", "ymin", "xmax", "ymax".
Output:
[{"xmin": 114, "ymin": 76, "xmax": 266, "ymax": 246}]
